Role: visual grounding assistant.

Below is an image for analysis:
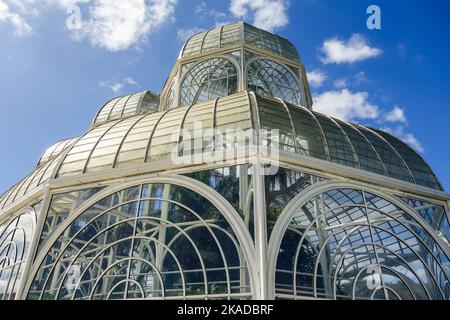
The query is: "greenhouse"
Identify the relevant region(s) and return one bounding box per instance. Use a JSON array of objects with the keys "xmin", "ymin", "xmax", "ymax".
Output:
[{"xmin": 0, "ymin": 22, "xmax": 449, "ymax": 300}]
